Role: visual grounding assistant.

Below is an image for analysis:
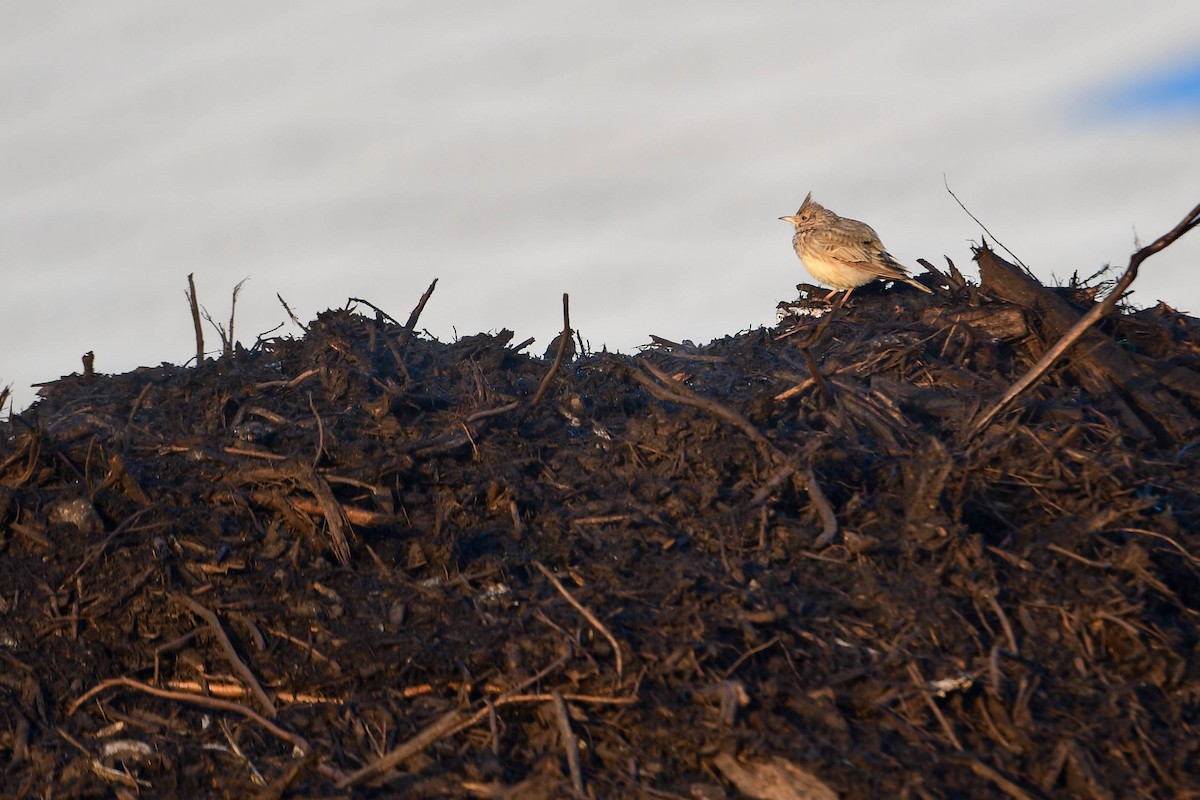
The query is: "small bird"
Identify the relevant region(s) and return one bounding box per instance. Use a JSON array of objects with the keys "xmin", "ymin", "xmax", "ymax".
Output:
[{"xmin": 780, "ymin": 192, "xmax": 932, "ymax": 301}]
